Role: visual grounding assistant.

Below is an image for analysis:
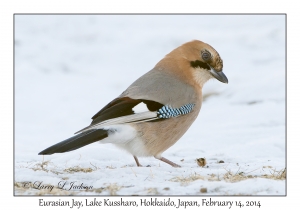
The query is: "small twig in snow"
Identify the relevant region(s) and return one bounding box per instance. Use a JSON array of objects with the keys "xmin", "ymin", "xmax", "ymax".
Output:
[
  {"xmin": 131, "ymin": 168, "xmax": 137, "ymax": 177},
  {"xmin": 90, "ymin": 162, "xmax": 98, "ymax": 170}
]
